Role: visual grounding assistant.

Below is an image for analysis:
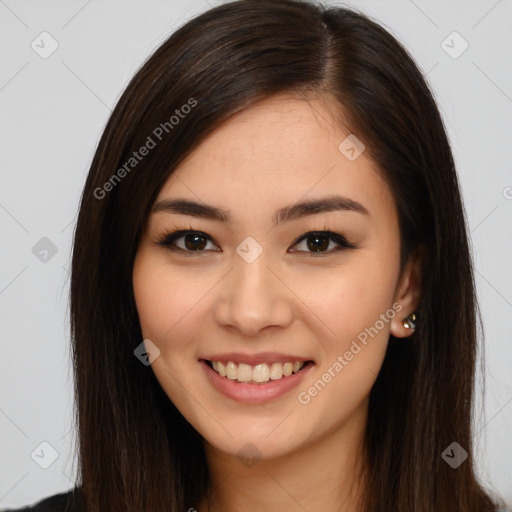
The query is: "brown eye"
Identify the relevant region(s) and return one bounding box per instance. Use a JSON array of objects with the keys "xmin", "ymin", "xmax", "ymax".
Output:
[
  {"xmin": 181, "ymin": 233, "xmax": 209, "ymax": 251},
  {"xmin": 304, "ymin": 234, "xmax": 330, "ymax": 252},
  {"xmin": 157, "ymin": 230, "xmax": 220, "ymax": 255},
  {"xmin": 290, "ymin": 231, "xmax": 356, "ymax": 255},
  {"xmin": 157, "ymin": 229, "xmax": 356, "ymax": 257}
]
